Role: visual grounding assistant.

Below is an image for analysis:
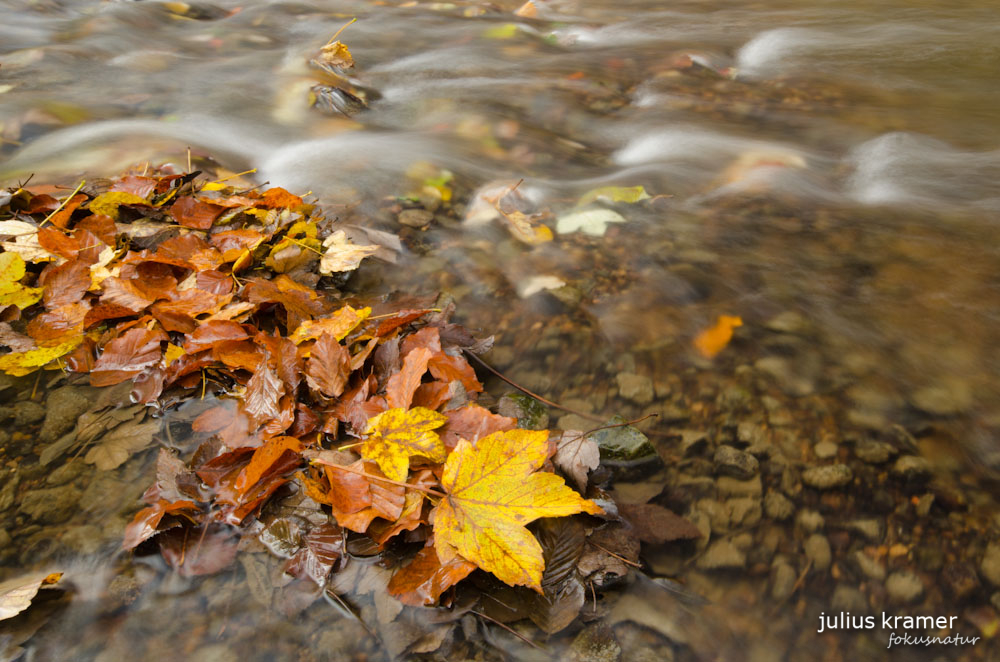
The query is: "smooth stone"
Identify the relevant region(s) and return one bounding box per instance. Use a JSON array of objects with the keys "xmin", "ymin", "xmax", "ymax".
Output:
[
  {"xmin": 717, "ymin": 475, "xmax": 762, "ymax": 498},
  {"xmin": 912, "ymin": 383, "xmax": 972, "ymax": 416},
  {"xmin": 567, "ymin": 624, "xmax": 621, "ymax": 662},
  {"xmin": 854, "ymin": 440, "xmax": 897, "ymax": 464},
  {"xmin": 40, "ymin": 386, "xmax": 94, "ymax": 442},
  {"xmin": 714, "ymin": 445, "xmax": 759, "ymax": 478},
  {"xmin": 853, "ymin": 551, "xmax": 886, "ymax": 581},
  {"xmin": 801, "ymin": 464, "xmax": 853, "ymax": 490},
  {"xmin": 804, "ymin": 534, "xmax": 832, "ymax": 571},
  {"xmin": 678, "ymin": 429, "xmax": 709, "ymax": 457},
  {"xmin": 764, "ymin": 491, "xmax": 794, "ymax": 521},
  {"xmin": 727, "ymin": 498, "xmax": 762, "ymax": 528},
  {"xmin": 615, "ymin": 372, "xmax": 654, "ymax": 405},
  {"xmin": 18, "ymin": 485, "xmax": 82, "ymax": 524},
  {"xmin": 891, "ymin": 456, "xmax": 933, "ymax": 483},
  {"xmin": 765, "ymin": 311, "xmax": 807, "ymax": 335},
  {"xmin": 397, "ymin": 209, "xmax": 433, "ymax": 228},
  {"xmin": 771, "ymin": 562, "xmax": 797, "ymax": 600},
  {"xmin": 848, "ymin": 519, "xmax": 884, "ymax": 542},
  {"xmin": 814, "ymin": 441, "xmax": 838, "ymax": 460},
  {"xmin": 831, "ymin": 585, "xmax": 869, "ymax": 612},
  {"xmin": 941, "ymin": 562, "xmax": 981, "ymax": 601},
  {"xmin": 591, "ymin": 415, "xmax": 655, "ymax": 461},
  {"xmin": 697, "ymin": 539, "xmax": 746, "ymax": 570},
  {"xmin": 980, "ymin": 543, "xmax": 1000, "ymax": 587},
  {"xmin": 497, "ymin": 393, "xmax": 549, "ymax": 430},
  {"xmin": 796, "ymin": 509, "xmax": 825, "ymax": 532},
  {"xmin": 886, "ymin": 571, "xmax": 924, "ymax": 604}
]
